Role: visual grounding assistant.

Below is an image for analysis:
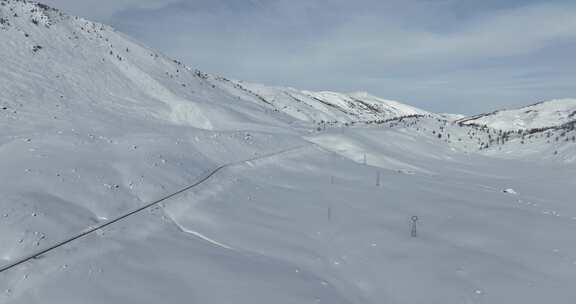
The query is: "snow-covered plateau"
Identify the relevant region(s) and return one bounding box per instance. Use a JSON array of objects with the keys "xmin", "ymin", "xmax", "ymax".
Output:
[{"xmin": 1, "ymin": 1, "xmax": 575, "ymax": 303}]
